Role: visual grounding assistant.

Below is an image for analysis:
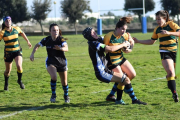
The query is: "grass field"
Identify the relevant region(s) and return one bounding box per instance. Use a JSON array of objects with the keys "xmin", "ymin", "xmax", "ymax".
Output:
[{"xmin": 0, "ymin": 32, "xmax": 180, "ymax": 120}]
